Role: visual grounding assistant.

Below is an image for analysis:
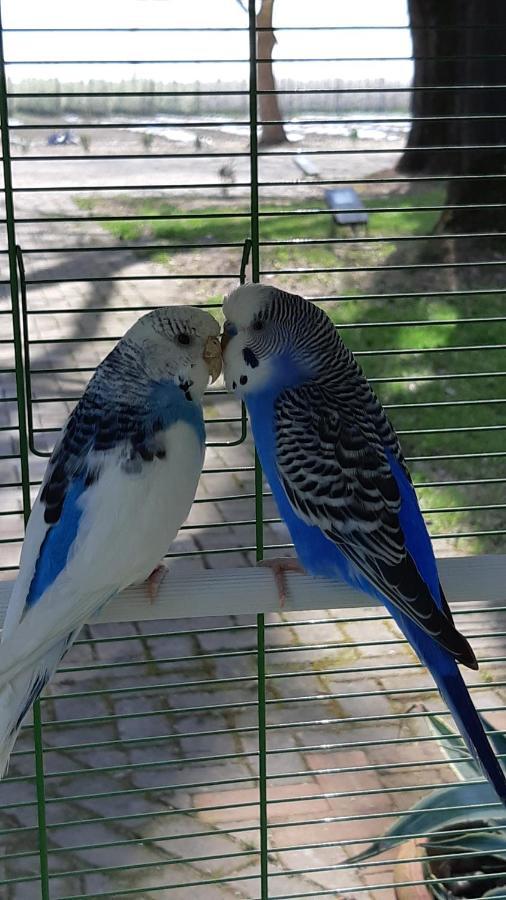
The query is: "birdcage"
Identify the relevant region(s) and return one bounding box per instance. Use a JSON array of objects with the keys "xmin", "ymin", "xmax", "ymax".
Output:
[{"xmin": 0, "ymin": 2, "xmax": 505, "ymax": 898}]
